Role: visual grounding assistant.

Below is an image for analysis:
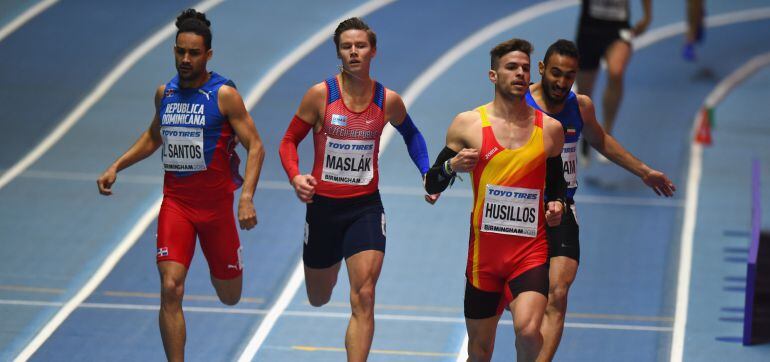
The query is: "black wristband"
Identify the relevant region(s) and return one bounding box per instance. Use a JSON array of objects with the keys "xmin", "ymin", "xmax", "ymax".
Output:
[{"xmin": 426, "ymin": 146, "xmax": 459, "ymax": 194}]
